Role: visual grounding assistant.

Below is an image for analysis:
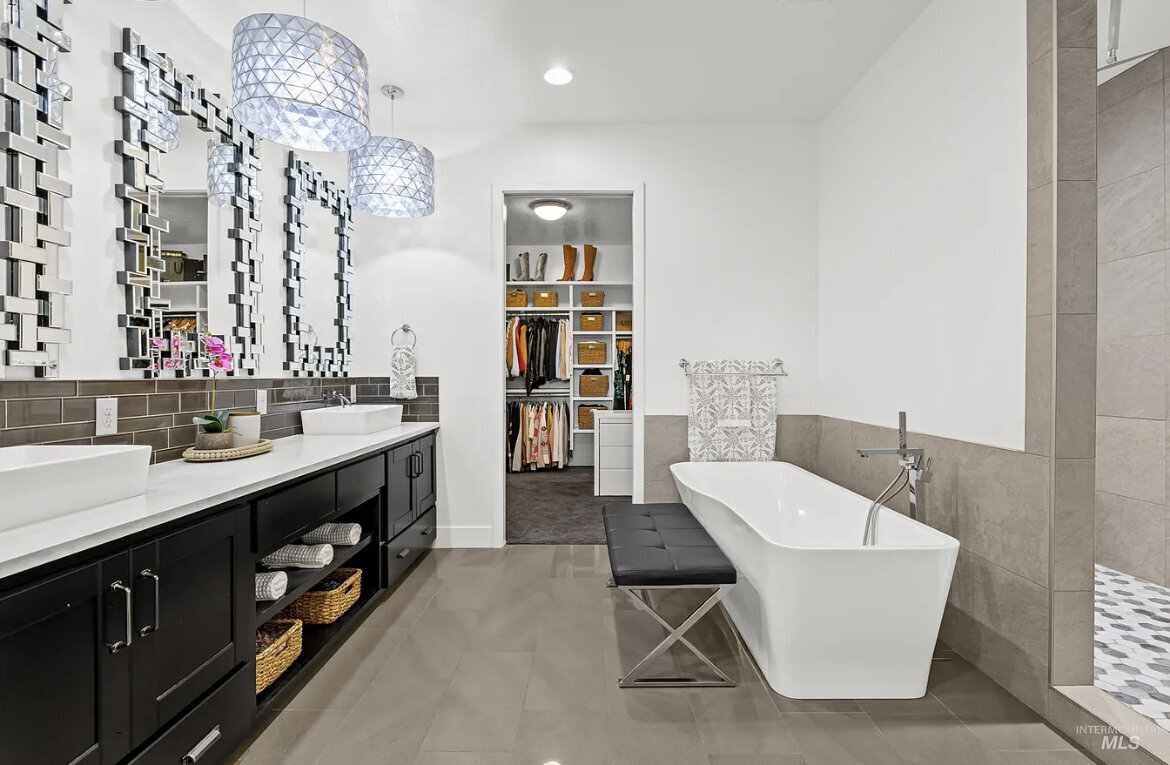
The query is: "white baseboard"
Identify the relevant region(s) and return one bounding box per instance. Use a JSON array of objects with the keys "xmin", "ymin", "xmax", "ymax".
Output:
[{"xmin": 435, "ymin": 524, "xmax": 496, "ymax": 548}]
